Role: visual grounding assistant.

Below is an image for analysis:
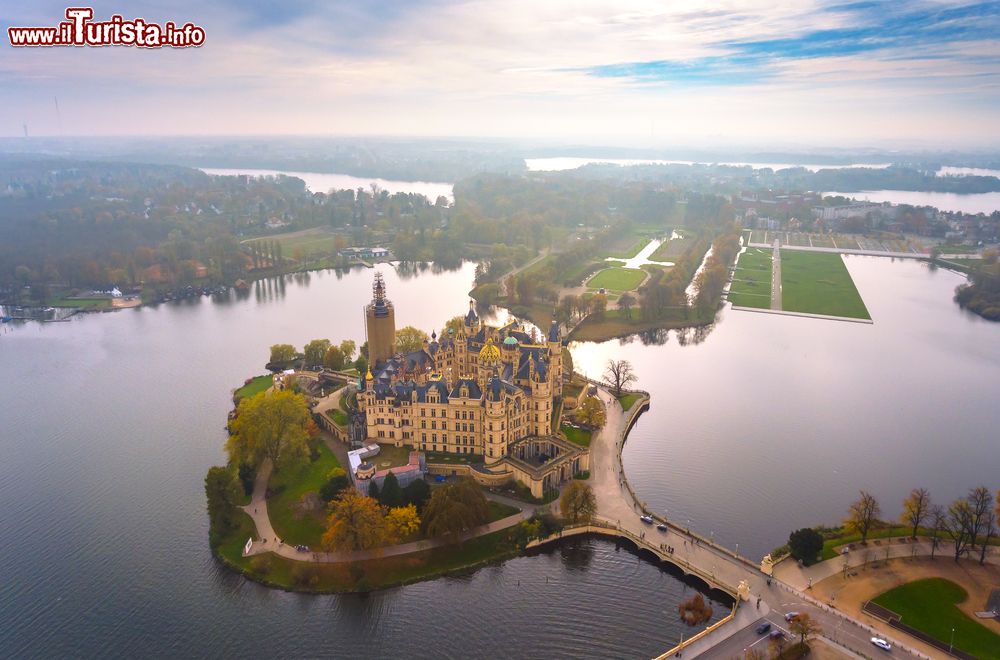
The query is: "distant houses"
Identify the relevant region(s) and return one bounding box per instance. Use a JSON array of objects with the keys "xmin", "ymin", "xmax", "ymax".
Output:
[{"xmin": 338, "ymin": 246, "xmax": 391, "ymax": 261}]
